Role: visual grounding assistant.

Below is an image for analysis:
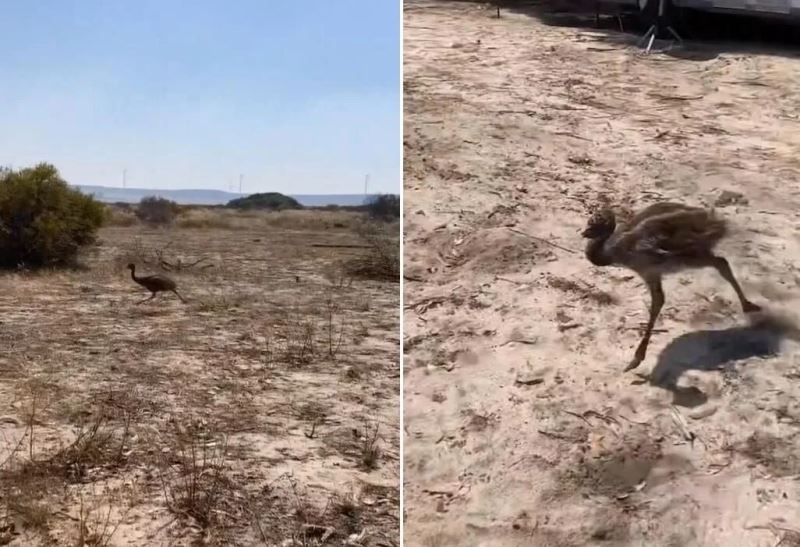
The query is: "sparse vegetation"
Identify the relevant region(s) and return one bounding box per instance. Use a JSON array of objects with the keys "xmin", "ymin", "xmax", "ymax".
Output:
[
  {"xmin": 0, "ymin": 163, "xmax": 105, "ymax": 268},
  {"xmin": 359, "ymin": 422, "xmax": 382, "ymax": 471},
  {"xmin": 156, "ymin": 420, "xmax": 235, "ymax": 530},
  {"xmin": 0, "ymin": 209, "xmax": 399, "ymax": 544}
]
